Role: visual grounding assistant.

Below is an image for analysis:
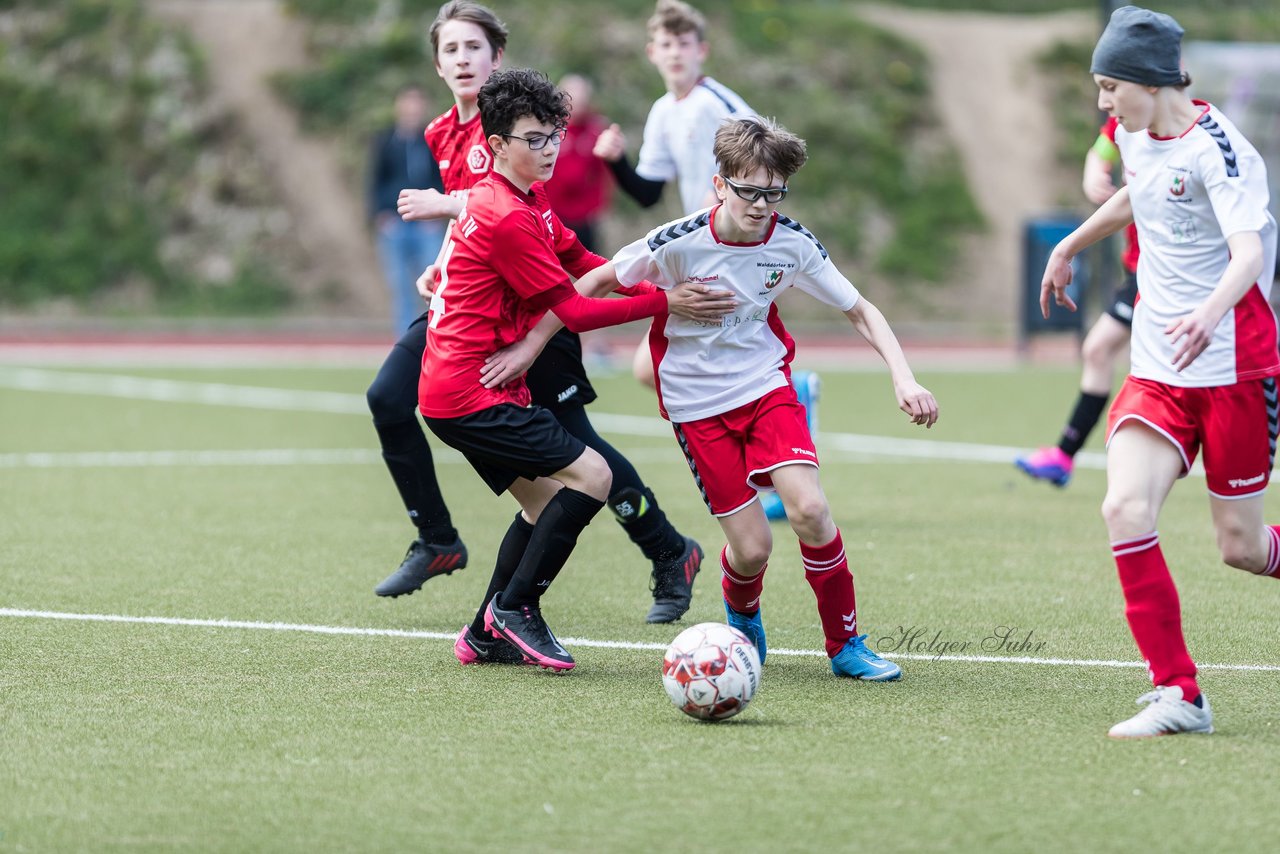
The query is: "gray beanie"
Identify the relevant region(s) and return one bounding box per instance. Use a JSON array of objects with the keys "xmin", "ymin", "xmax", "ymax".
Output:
[{"xmin": 1090, "ymin": 5, "xmax": 1184, "ymax": 87}]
